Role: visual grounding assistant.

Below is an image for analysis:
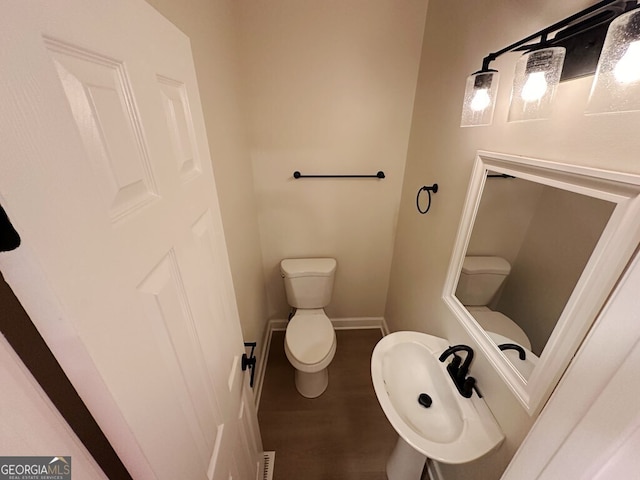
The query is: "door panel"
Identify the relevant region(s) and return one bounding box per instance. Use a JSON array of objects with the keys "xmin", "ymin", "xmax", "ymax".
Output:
[
  {"xmin": 0, "ymin": 1, "xmax": 261, "ymax": 479},
  {"xmin": 45, "ymin": 37, "xmax": 159, "ymax": 220},
  {"xmin": 137, "ymin": 250, "xmax": 219, "ymax": 465},
  {"xmin": 157, "ymin": 75, "xmax": 201, "ymax": 181}
]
